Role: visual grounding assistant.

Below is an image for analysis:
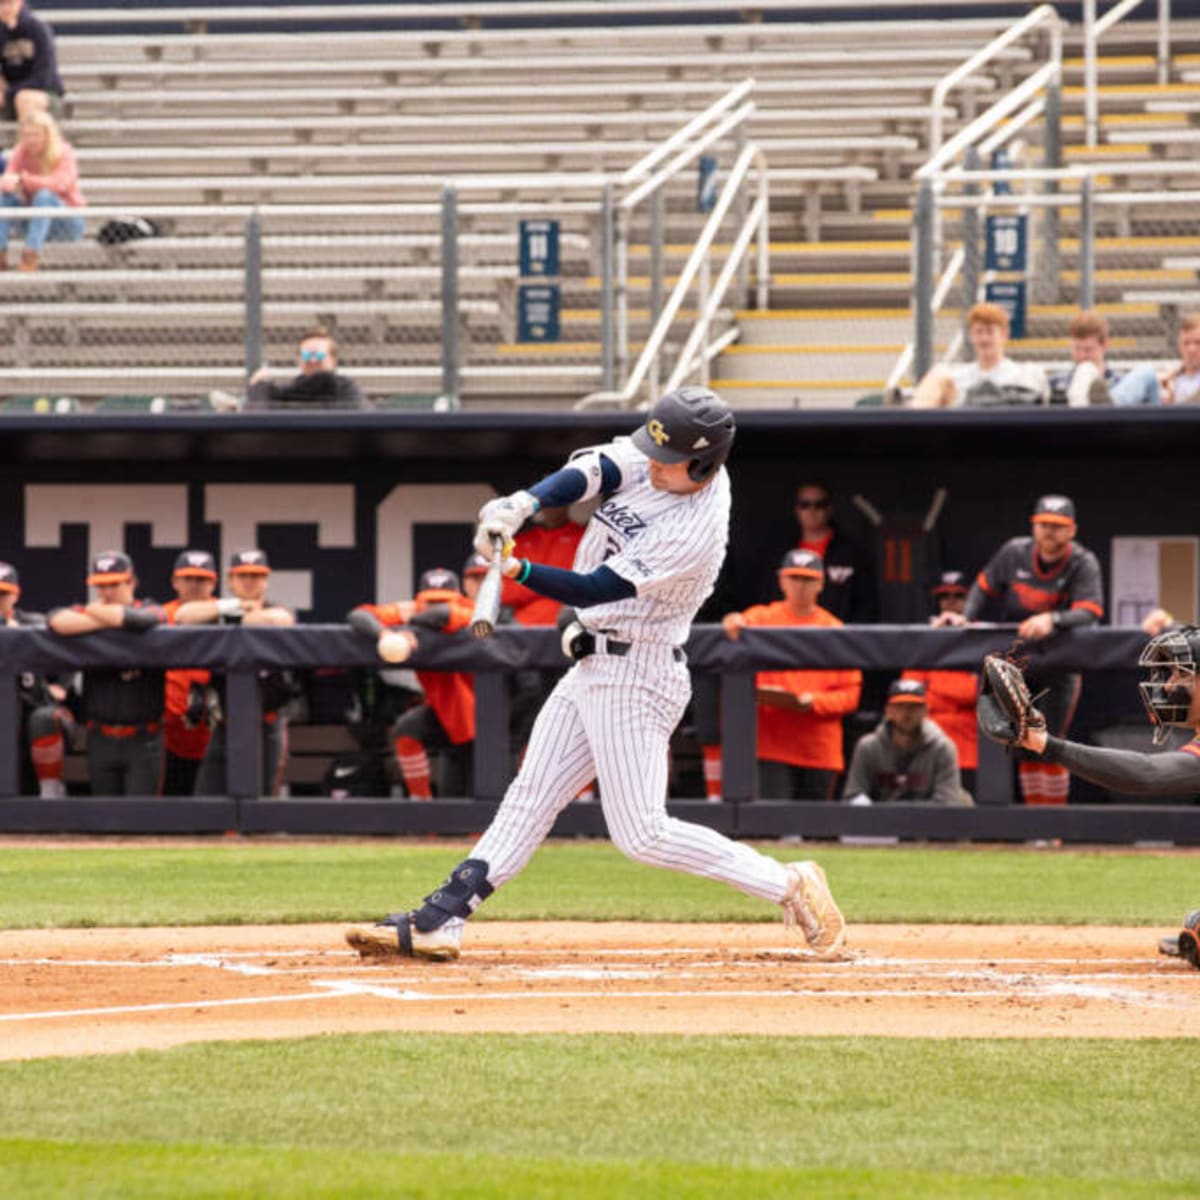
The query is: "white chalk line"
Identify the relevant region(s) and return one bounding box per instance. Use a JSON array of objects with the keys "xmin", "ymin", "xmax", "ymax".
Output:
[
  {"xmin": 2, "ymin": 944, "xmax": 1194, "ymax": 1024},
  {"xmin": 0, "ymin": 990, "xmax": 347, "ymax": 1023}
]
